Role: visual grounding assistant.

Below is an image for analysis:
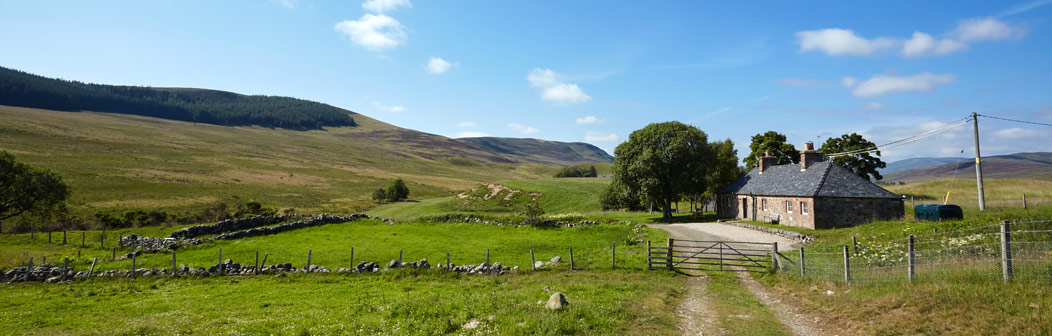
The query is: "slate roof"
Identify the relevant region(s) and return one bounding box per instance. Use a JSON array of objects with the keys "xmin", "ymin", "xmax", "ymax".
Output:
[{"xmin": 719, "ymin": 161, "xmax": 900, "ymax": 199}]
